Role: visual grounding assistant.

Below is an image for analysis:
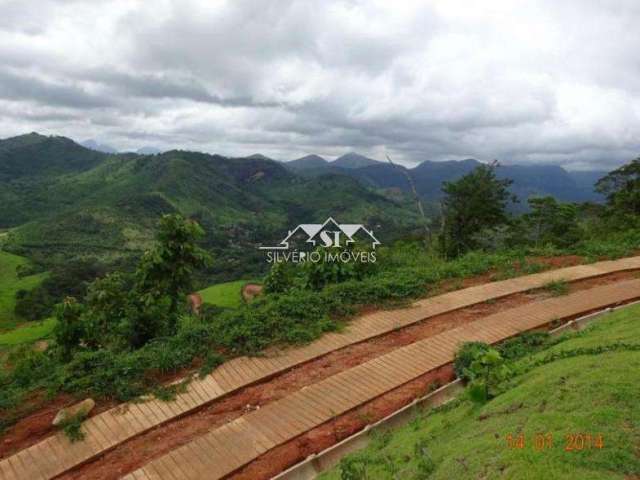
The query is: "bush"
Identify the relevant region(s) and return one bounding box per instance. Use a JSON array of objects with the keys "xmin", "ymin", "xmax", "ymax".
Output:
[
  {"xmin": 53, "ymin": 297, "xmax": 86, "ymax": 360},
  {"xmin": 60, "ymin": 413, "xmax": 86, "ymax": 443},
  {"xmin": 543, "ymin": 279, "xmax": 569, "ymax": 296},
  {"xmin": 454, "ymin": 342, "xmax": 490, "ymax": 381},
  {"xmin": 466, "ymin": 348, "xmax": 511, "ymax": 403},
  {"xmin": 199, "ymin": 351, "xmax": 224, "ymax": 378},
  {"xmin": 54, "ymin": 349, "xmax": 147, "ymax": 400},
  {"xmin": 301, "ymin": 246, "xmax": 376, "ymax": 290},
  {"xmin": 498, "ymin": 331, "xmax": 549, "ymax": 360},
  {"xmin": 263, "ymin": 261, "xmax": 296, "ymax": 294},
  {"xmin": 14, "ymin": 258, "xmax": 108, "ymax": 321},
  {"xmin": 574, "ymin": 229, "xmax": 640, "ymax": 260}
]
